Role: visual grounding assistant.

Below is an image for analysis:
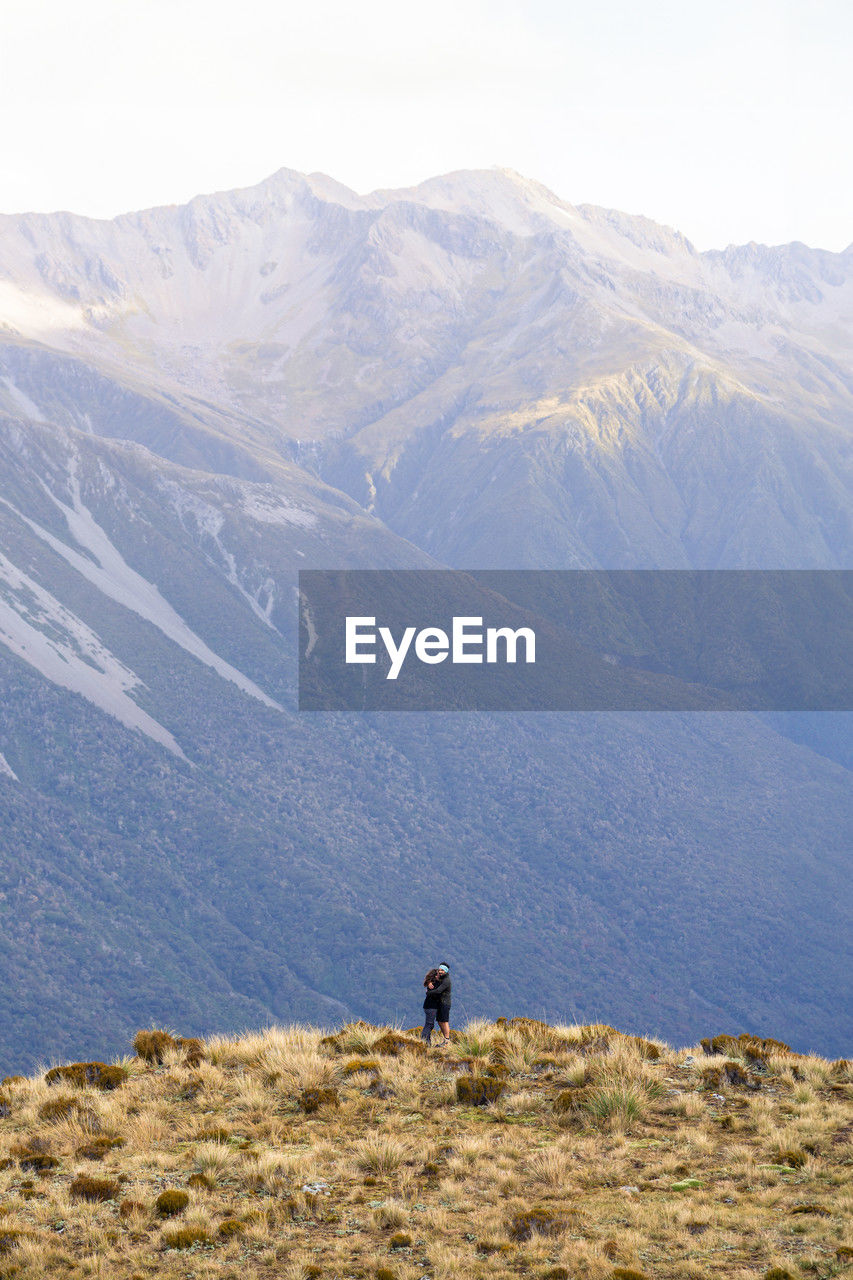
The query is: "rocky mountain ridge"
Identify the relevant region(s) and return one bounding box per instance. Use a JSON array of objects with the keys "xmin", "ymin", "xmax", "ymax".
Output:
[{"xmin": 1, "ymin": 166, "xmax": 850, "ymax": 570}]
